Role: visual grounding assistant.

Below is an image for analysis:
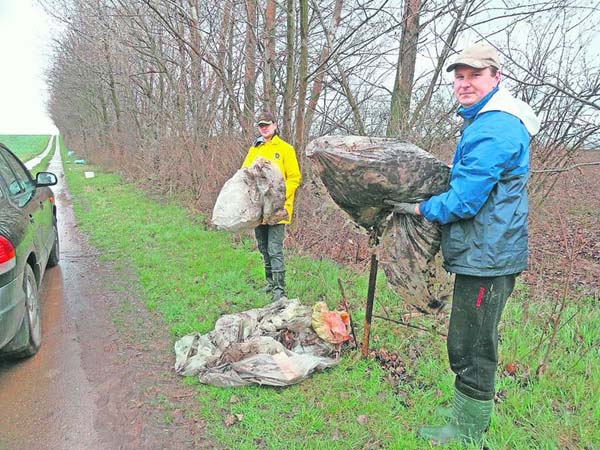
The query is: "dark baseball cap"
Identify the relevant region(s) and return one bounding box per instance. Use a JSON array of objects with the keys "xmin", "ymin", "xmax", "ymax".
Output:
[{"xmin": 256, "ymin": 111, "xmax": 276, "ymax": 126}]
